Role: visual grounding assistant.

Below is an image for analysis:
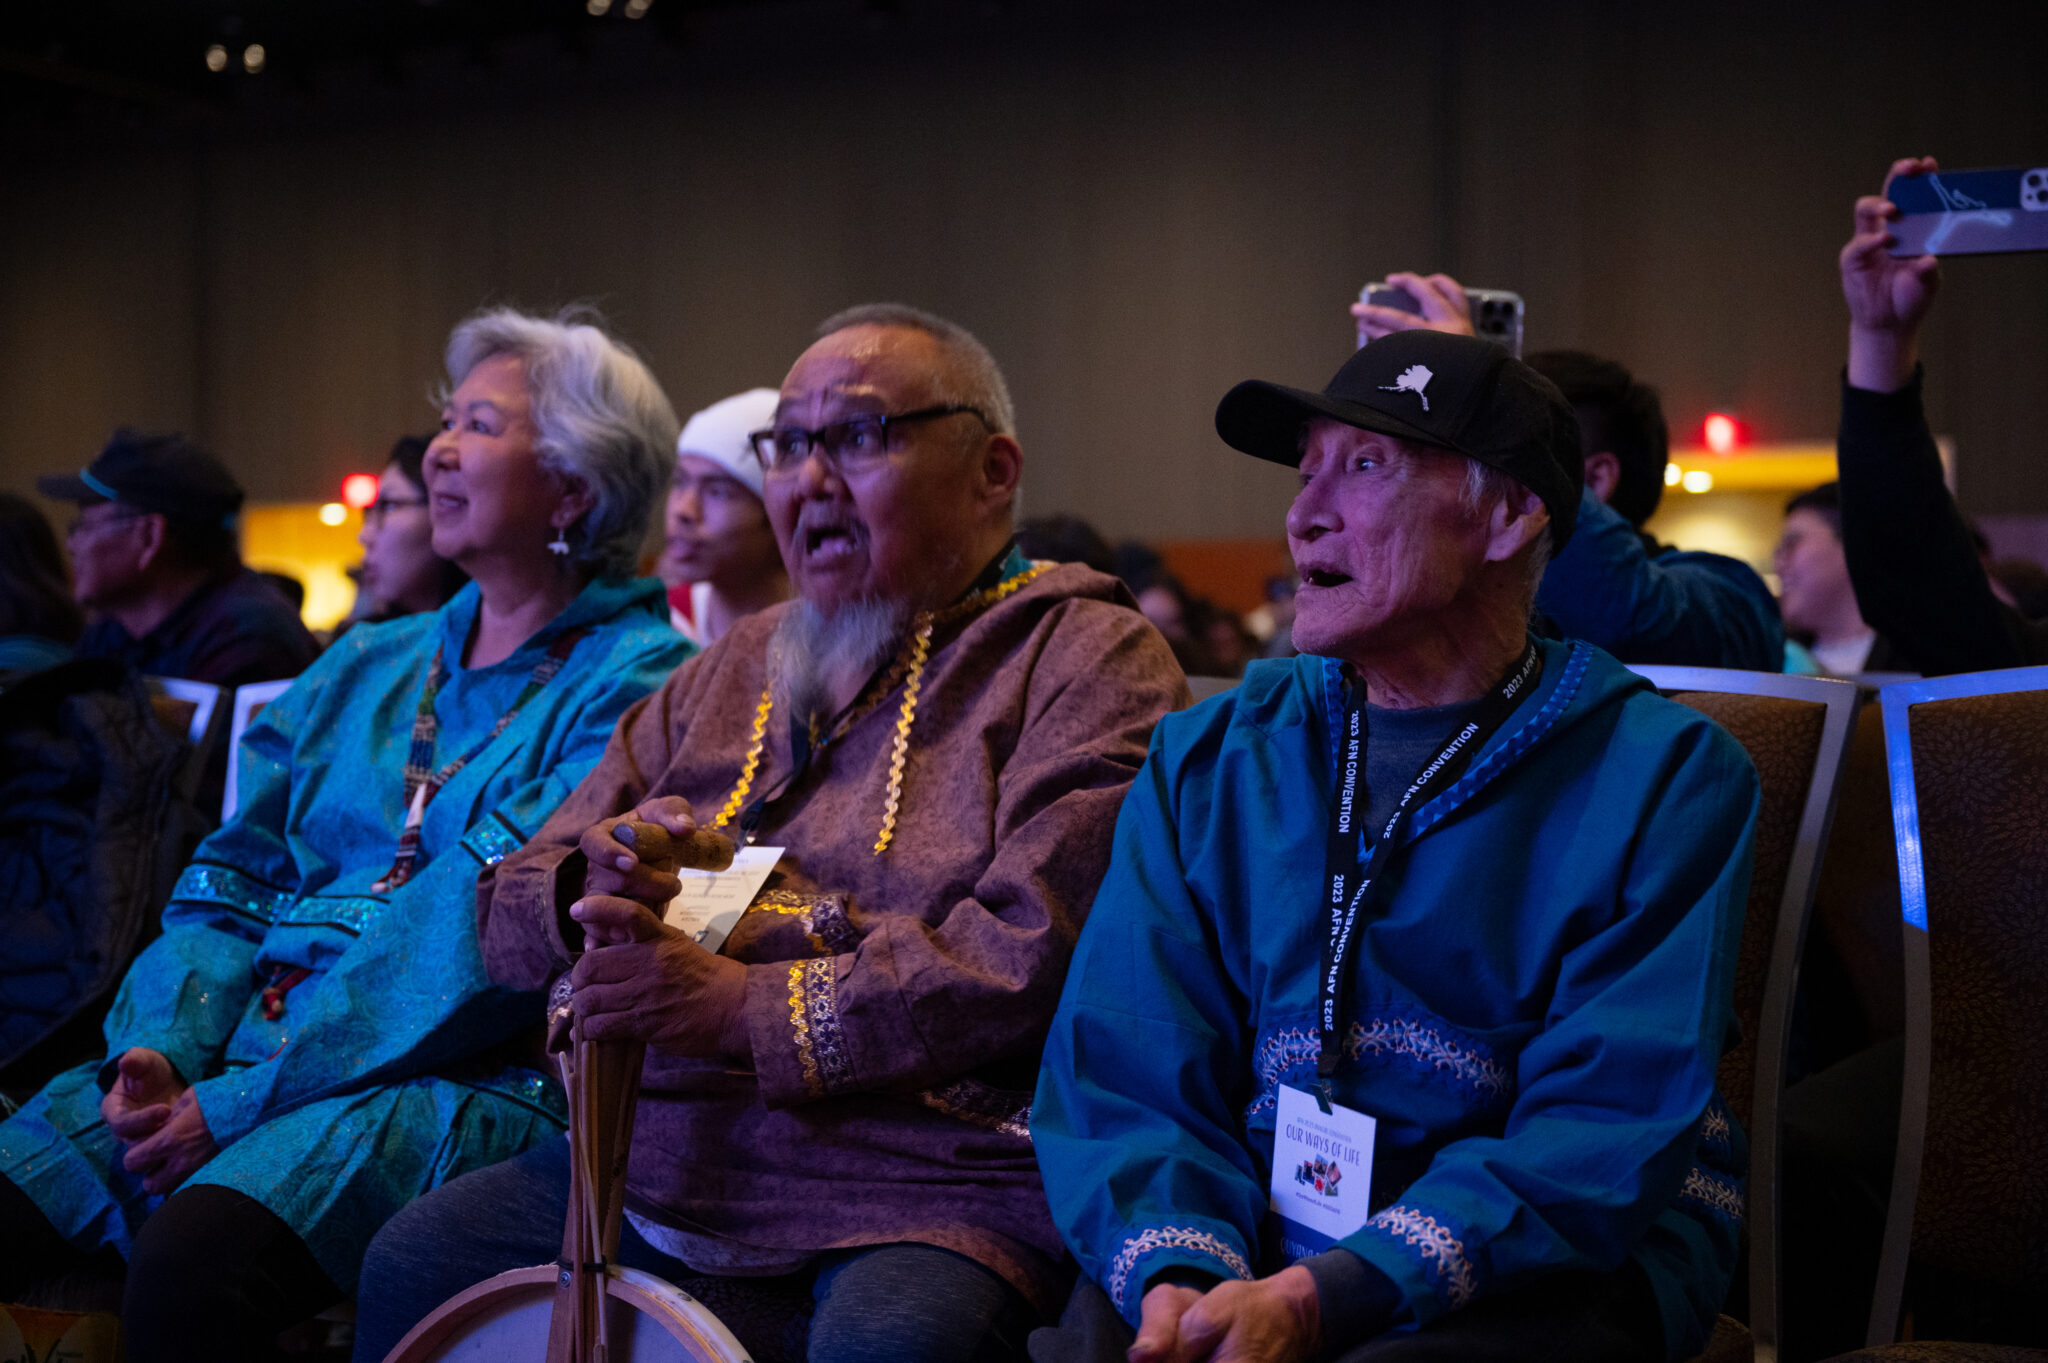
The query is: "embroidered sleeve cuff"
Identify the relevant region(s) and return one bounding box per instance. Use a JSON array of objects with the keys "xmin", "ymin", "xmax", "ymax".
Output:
[
  {"xmin": 1301, "ymin": 1249, "xmax": 1402, "ymax": 1351},
  {"xmin": 745, "ymin": 955, "xmax": 858, "ymax": 1107},
  {"xmin": 1343, "ymin": 1203, "xmax": 1481, "ymax": 1325},
  {"xmin": 1102, "ymin": 1225, "xmax": 1254, "ymax": 1327}
]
